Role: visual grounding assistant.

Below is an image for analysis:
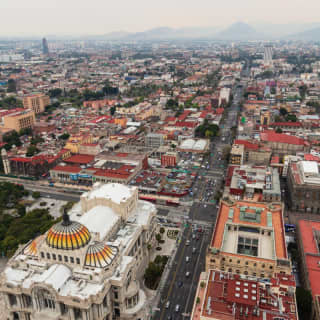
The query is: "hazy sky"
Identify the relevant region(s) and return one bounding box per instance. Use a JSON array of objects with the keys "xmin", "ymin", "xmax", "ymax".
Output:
[{"xmin": 1, "ymin": 0, "xmax": 320, "ymax": 35}]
